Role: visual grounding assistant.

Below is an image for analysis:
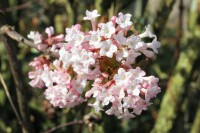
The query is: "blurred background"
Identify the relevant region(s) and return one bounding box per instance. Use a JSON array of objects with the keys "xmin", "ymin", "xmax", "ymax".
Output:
[{"xmin": 0, "ymin": 0, "xmax": 200, "ymax": 133}]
